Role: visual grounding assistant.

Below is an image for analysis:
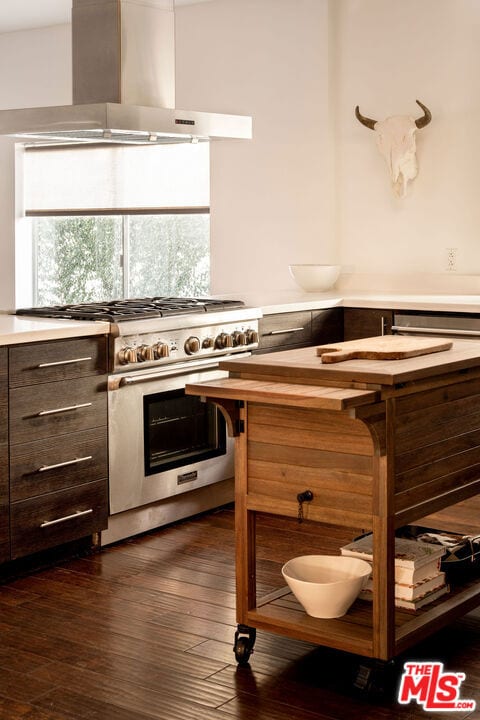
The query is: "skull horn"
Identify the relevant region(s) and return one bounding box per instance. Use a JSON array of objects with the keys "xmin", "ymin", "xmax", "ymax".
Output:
[
  {"xmin": 355, "ymin": 105, "xmax": 377, "ymax": 130},
  {"xmin": 415, "ymin": 99, "xmax": 432, "ymax": 129}
]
